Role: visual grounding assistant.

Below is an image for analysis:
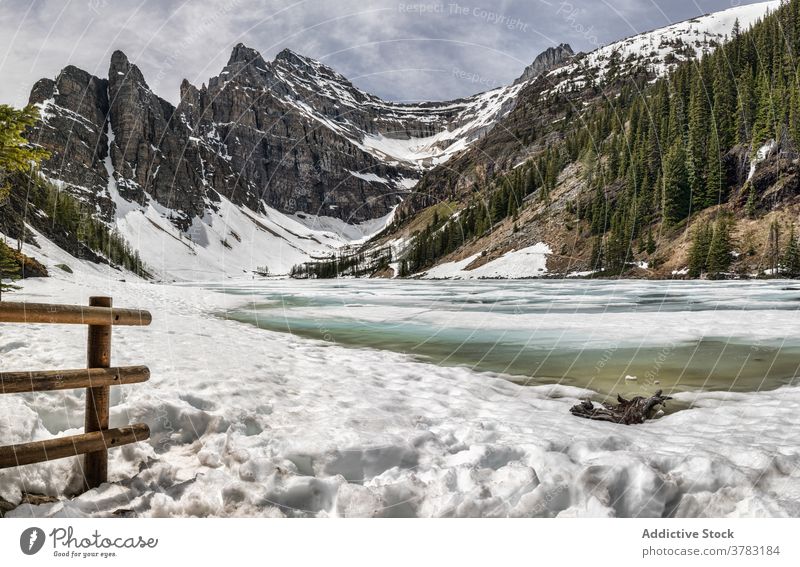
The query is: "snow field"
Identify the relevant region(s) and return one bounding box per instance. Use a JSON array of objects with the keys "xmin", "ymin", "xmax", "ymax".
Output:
[
  {"xmin": 103, "ymin": 190, "xmax": 394, "ymax": 281},
  {"xmin": 1, "ymin": 234, "xmax": 800, "ymax": 517},
  {"xmin": 421, "ymin": 243, "xmax": 551, "ymax": 279}
]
